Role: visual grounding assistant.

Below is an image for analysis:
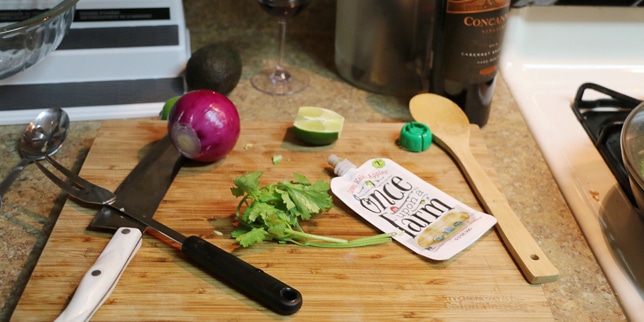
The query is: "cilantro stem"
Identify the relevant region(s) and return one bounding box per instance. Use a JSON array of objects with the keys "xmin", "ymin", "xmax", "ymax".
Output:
[
  {"xmin": 349, "ymin": 232, "xmax": 397, "ymax": 244},
  {"xmin": 287, "ymin": 232, "xmax": 393, "ymax": 248},
  {"xmin": 285, "ymin": 229, "xmax": 349, "ymax": 244},
  {"xmin": 345, "ymin": 233, "xmax": 394, "ymax": 247}
]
